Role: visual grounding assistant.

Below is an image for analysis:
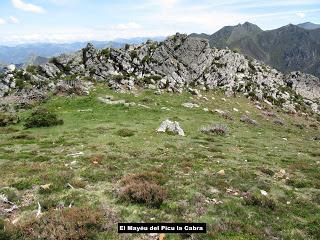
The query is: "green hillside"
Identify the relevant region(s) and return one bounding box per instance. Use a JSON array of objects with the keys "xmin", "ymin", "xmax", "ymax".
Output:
[{"xmin": 1, "ymin": 85, "xmax": 319, "ymax": 239}]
